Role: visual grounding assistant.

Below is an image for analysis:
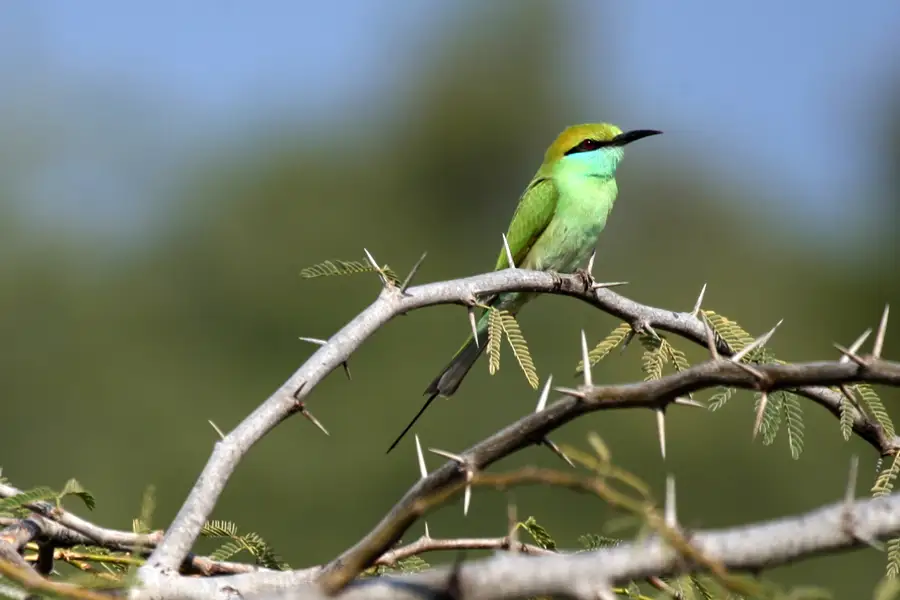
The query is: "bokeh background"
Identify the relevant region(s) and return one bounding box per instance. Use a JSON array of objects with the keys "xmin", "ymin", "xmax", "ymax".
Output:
[{"xmin": 2, "ymin": 1, "xmax": 899, "ymax": 597}]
